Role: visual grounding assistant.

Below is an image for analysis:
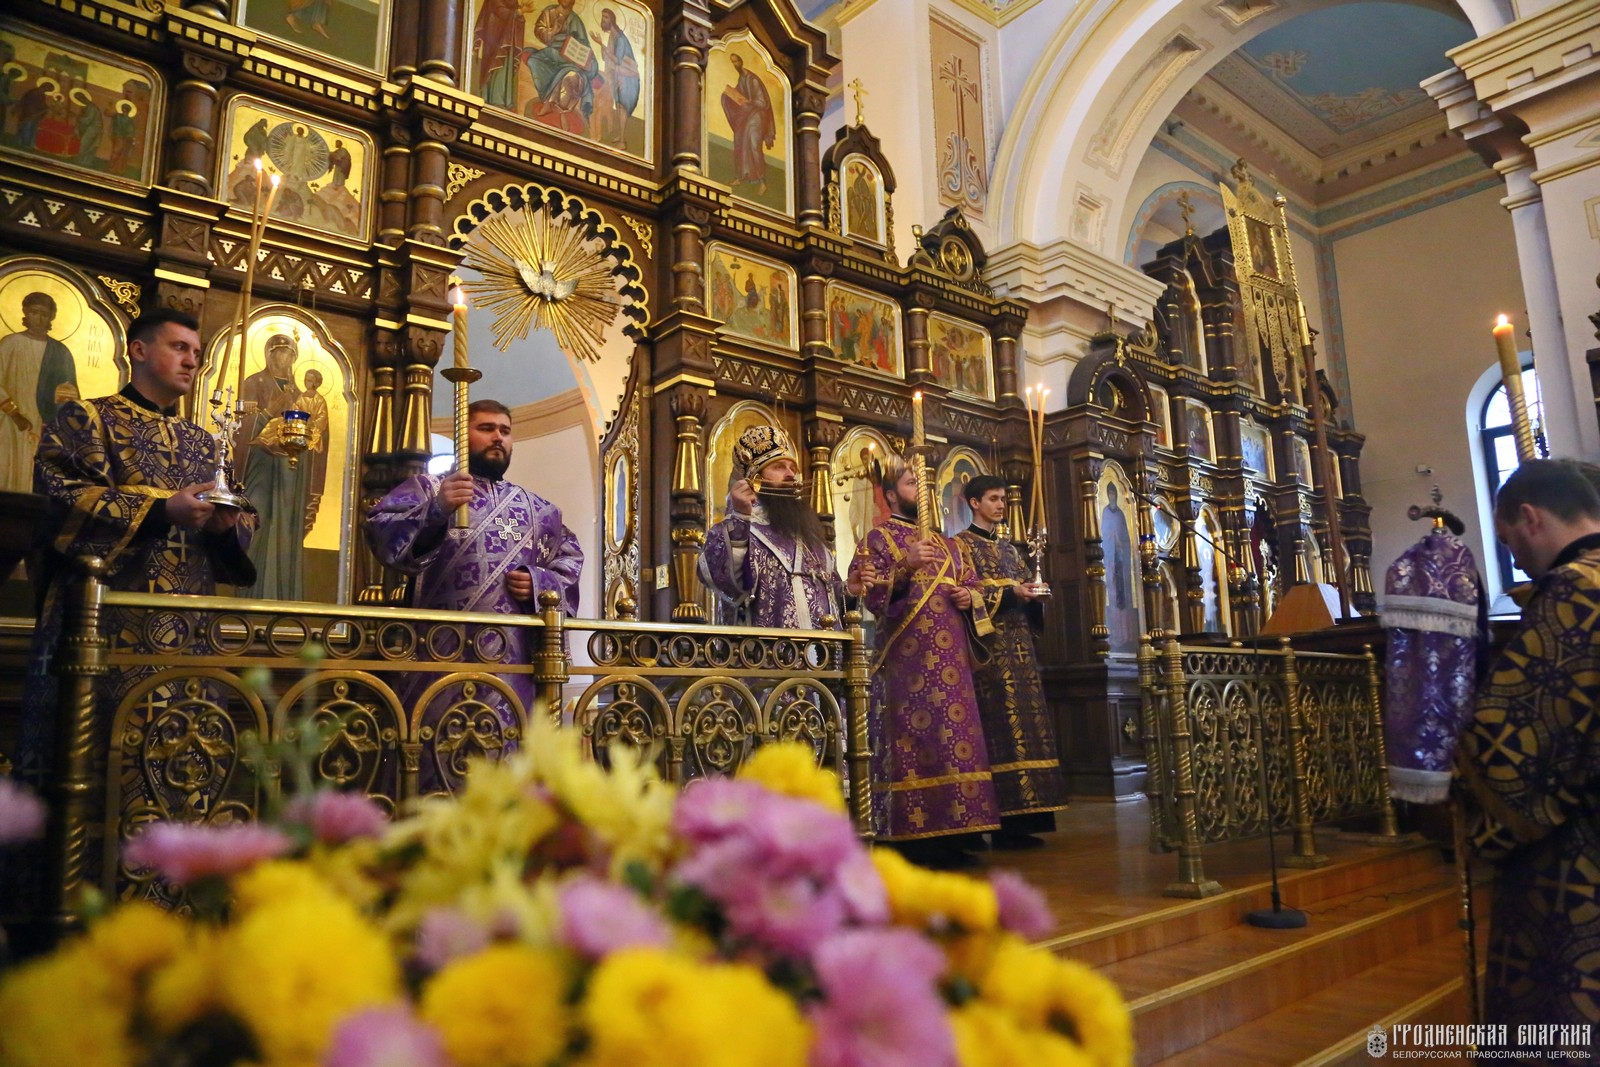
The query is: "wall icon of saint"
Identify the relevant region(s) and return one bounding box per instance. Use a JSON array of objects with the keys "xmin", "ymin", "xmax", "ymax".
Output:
[
  {"xmin": 842, "ymin": 156, "xmax": 883, "ymax": 244},
  {"xmin": 704, "ymin": 34, "xmax": 790, "ymax": 215},
  {"xmin": 0, "ymin": 260, "xmax": 124, "ymax": 496},
  {"xmin": 470, "ymin": 0, "xmax": 652, "ymax": 161},
  {"xmin": 201, "ymin": 309, "xmax": 353, "ymax": 604},
  {"xmin": 1099, "ymin": 474, "xmax": 1141, "ymax": 653}
]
